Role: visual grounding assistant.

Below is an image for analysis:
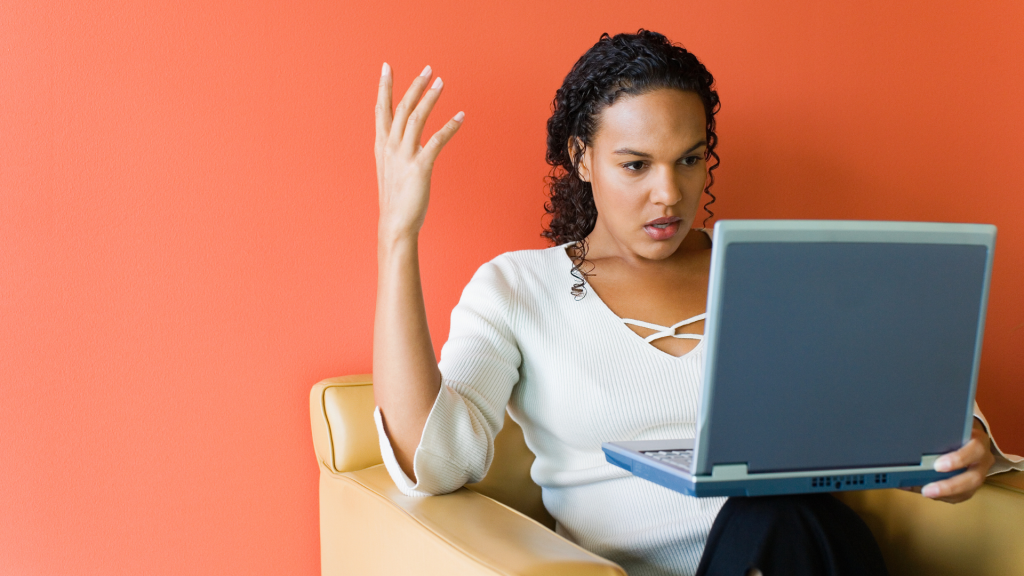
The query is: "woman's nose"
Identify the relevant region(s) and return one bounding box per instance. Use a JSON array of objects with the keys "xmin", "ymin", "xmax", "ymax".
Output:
[{"xmin": 650, "ymin": 169, "xmax": 683, "ymax": 206}]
